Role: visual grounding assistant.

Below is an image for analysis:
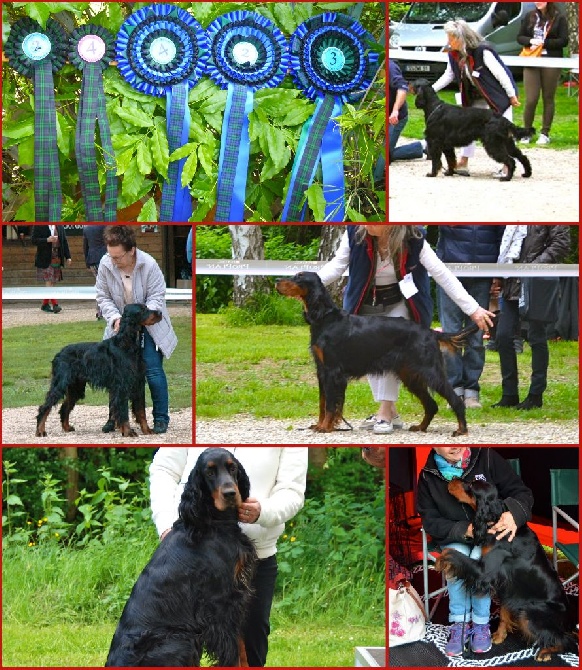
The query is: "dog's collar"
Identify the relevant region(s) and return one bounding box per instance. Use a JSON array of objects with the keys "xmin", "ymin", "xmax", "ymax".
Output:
[{"xmin": 425, "ymin": 103, "xmax": 444, "ymax": 124}]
